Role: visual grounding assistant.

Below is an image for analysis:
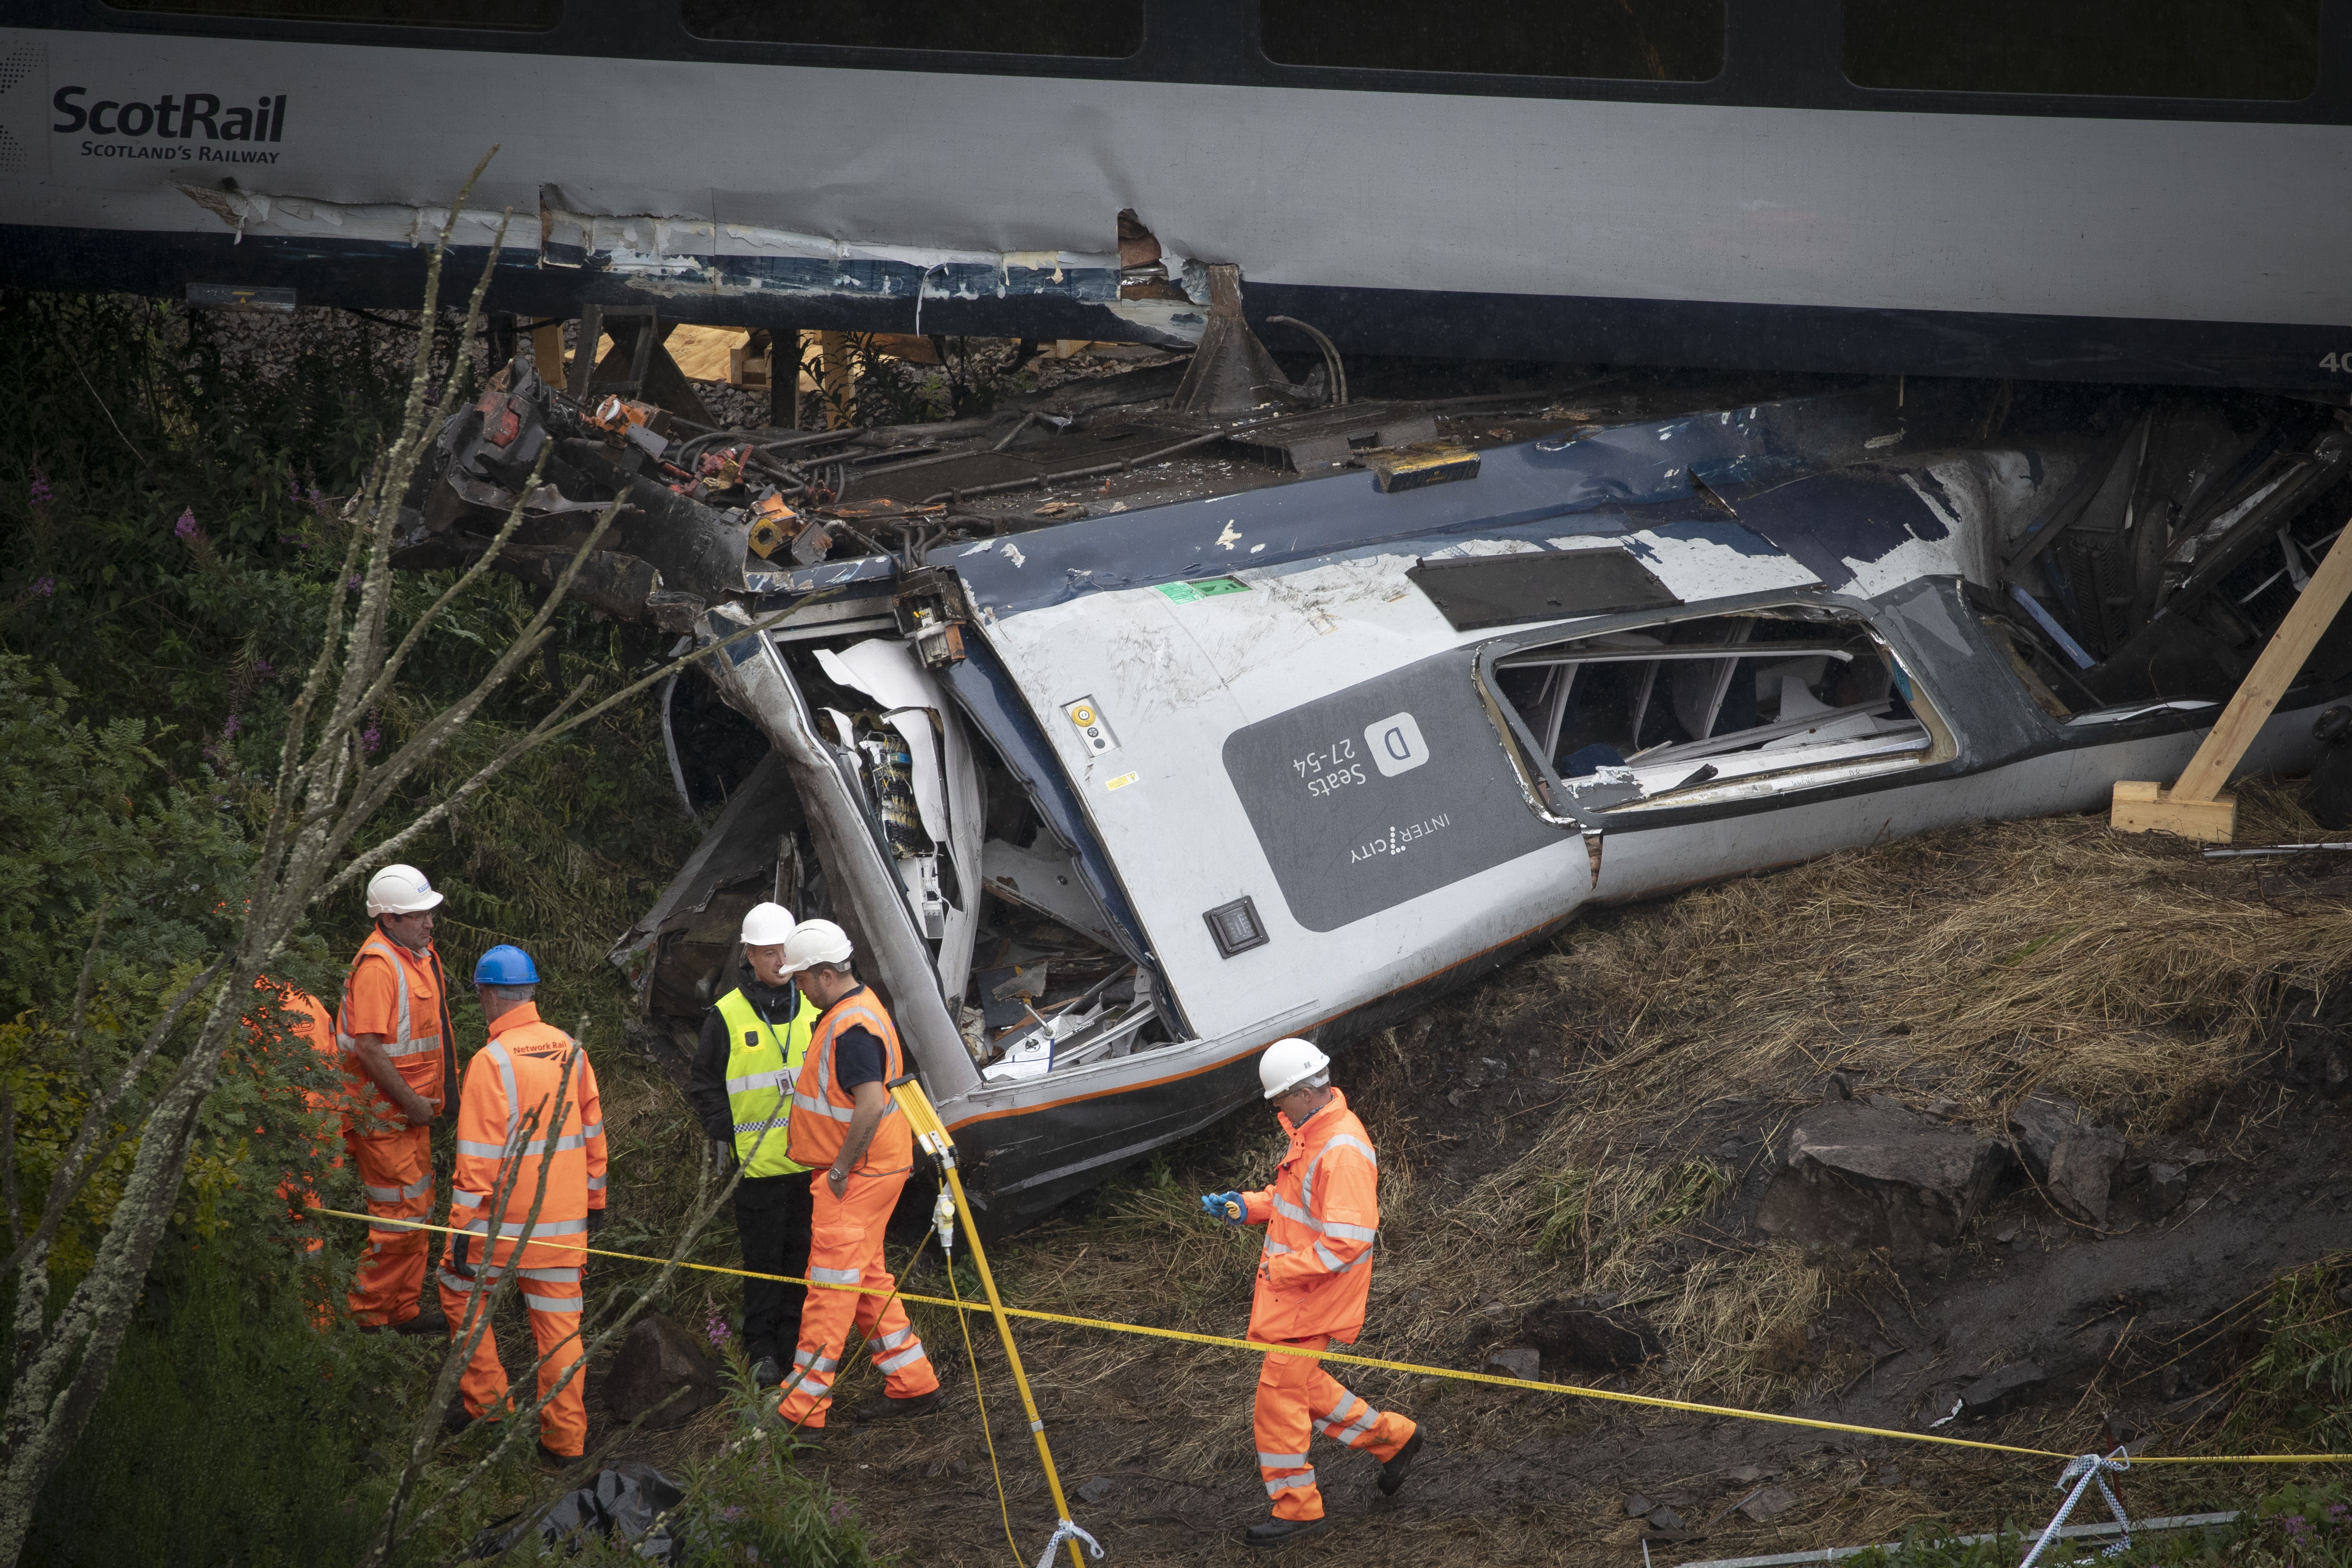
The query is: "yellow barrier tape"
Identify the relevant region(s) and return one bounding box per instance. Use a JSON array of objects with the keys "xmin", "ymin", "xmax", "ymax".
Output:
[{"xmin": 314, "ymin": 1207, "xmax": 2348, "ymax": 1468}]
